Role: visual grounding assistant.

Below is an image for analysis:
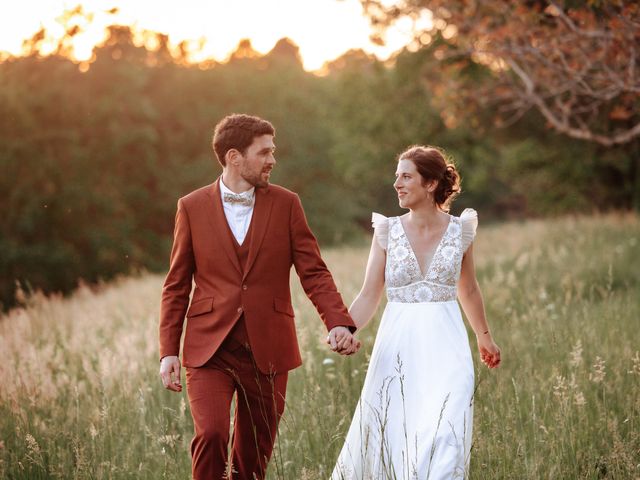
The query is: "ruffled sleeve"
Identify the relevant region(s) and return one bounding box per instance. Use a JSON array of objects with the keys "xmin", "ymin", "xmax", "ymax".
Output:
[
  {"xmin": 460, "ymin": 208, "xmax": 478, "ymax": 253},
  {"xmin": 371, "ymin": 212, "xmax": 389, "ymax": 250}
]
